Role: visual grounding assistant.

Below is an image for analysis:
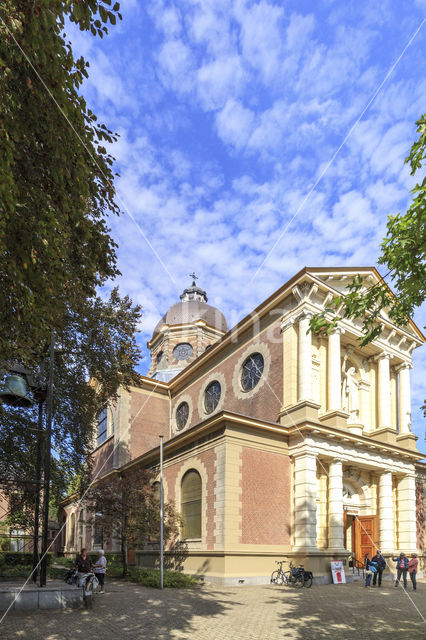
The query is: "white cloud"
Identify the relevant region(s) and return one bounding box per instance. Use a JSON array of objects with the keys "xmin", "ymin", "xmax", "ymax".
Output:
[
  {"xmin": 197, "ymin": 55, "xmax": 247, "ymax": 109},
  {"xmin": 236, "ymin": 0, "xmax": 285, "ymax": 82},
  {"xmin": 216, "ymin": 98, "xmax": 255, "ymax": 149},
  {"xmin": 156, "ymin": 38, "xmax": 195, "ymax": 92}
]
